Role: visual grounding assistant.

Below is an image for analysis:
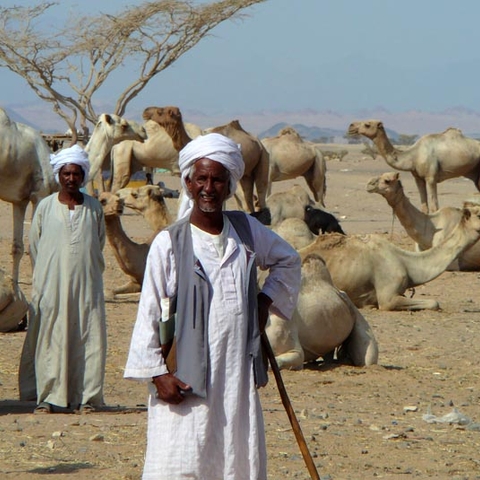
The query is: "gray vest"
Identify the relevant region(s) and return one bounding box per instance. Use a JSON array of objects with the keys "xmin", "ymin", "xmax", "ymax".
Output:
[{"xmin": 162, "ymin": 211, "xmax": 268, "ymax": 398}]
